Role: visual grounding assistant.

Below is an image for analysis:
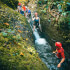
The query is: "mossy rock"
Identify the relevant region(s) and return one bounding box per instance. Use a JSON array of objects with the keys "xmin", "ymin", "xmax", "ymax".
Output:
[
  {"xmin": 0, "ymin": 2, "xmax": 49, "ymax": 70},
  {"xmin": 2, "ymin": 32, "xmax": 8, "ymax": 36}
]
